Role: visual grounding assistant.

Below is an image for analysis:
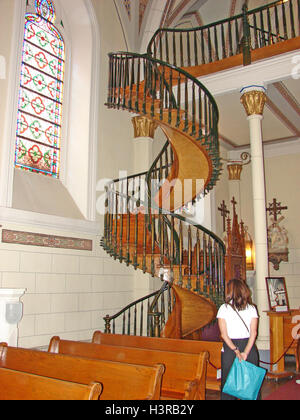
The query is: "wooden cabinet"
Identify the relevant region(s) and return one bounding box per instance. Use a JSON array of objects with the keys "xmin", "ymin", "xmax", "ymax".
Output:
[{"xmin": 267, "ymin": 310, "xmax": 300, "ymax": 377}]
